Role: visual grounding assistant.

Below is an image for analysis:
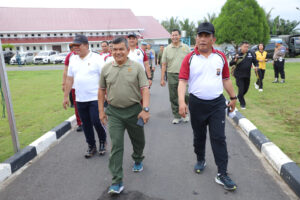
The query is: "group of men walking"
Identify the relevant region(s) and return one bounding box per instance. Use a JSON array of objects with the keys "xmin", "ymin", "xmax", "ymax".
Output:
[{"xmin": 62, "ymin": 22, "xmax": 290, "ymax": 195}]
